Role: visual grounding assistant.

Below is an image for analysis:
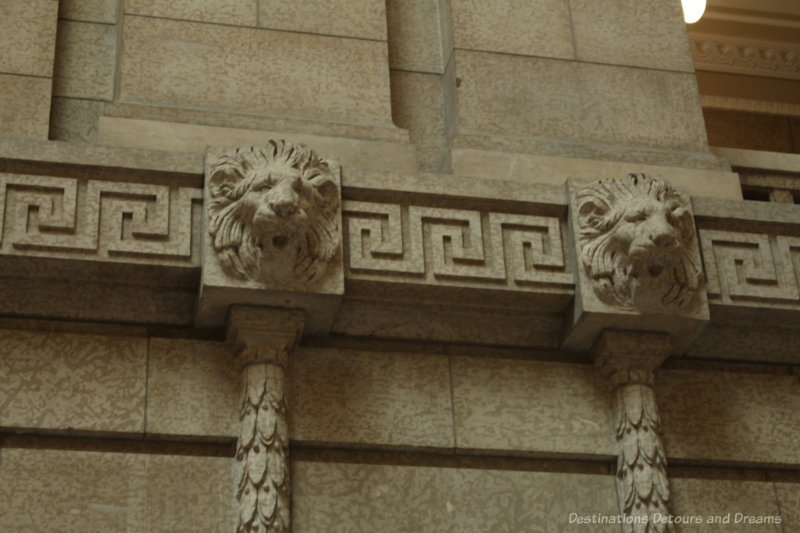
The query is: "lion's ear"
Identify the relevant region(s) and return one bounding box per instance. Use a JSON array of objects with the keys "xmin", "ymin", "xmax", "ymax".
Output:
[
  {"xmin": 315, "ymin": 177, "xmax": 340, "ymax": 210},
  {"xmin": 208, "ymin": 161, "xmax": 244, "ymax": 199}
]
